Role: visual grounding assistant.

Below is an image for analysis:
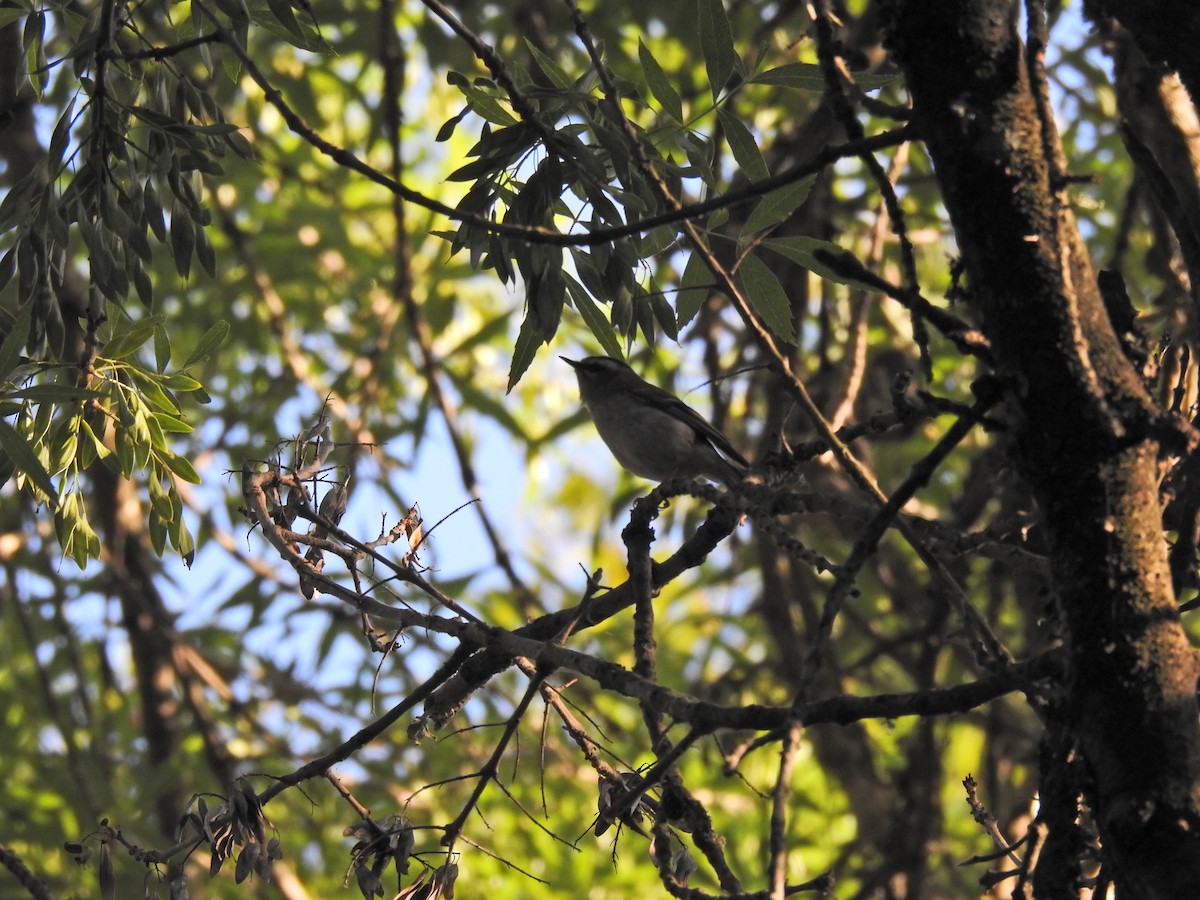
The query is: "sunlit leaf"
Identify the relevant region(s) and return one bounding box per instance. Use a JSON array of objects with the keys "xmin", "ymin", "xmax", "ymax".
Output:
[
  {"xmin": 0, "ymin": 418, "xmax": 58, "ymax": 502},
  {"xmin": 158, "ymin": 448, "xmax": 201, "ymax": 484},
  {"xmin": 639, "ymin": 39, "xmax": 683, "ymax": 121},
  {"xmin": 103, "ymin": 319, "xmax": 160, "ymax": 360},
  {"xmin": 182, "ymin": 320, "xmax": 229, "ymax": 368},
  {"xmin": 8, "ymin": 385, "xmax": 103, "ymax": 403}
]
